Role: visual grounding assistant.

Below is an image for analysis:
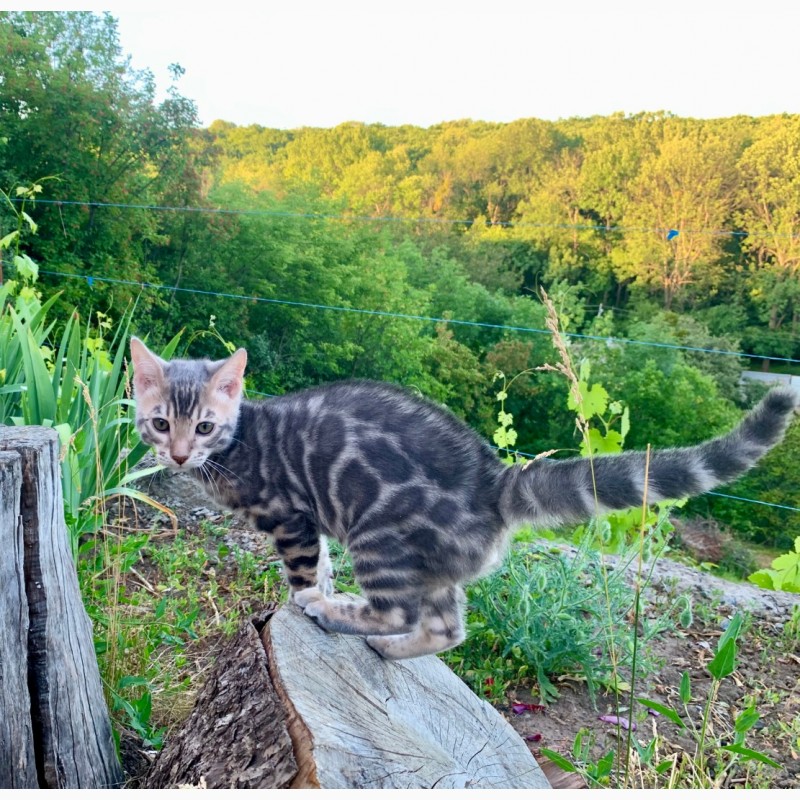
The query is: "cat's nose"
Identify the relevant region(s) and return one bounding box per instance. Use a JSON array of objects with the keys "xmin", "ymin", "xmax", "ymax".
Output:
[{"xmin": 173, "ymin": 455, "xmax": 188, "ymax": 466}]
